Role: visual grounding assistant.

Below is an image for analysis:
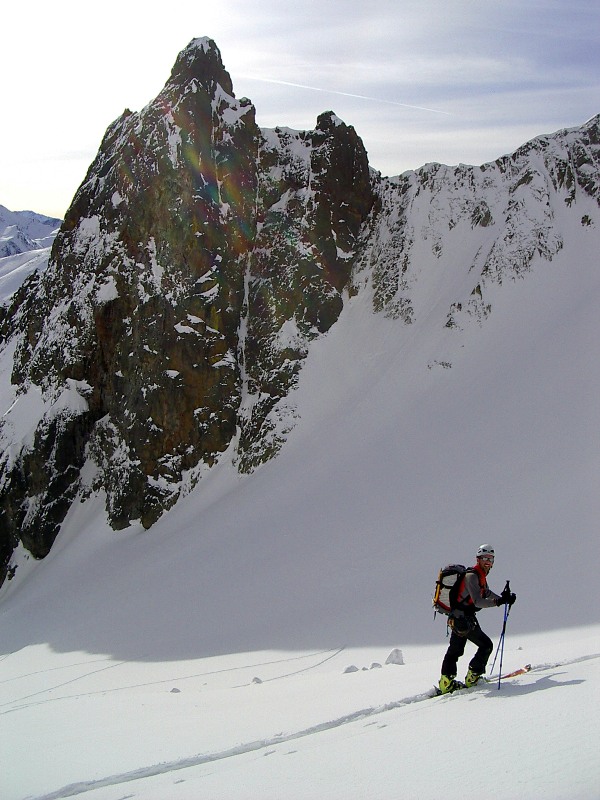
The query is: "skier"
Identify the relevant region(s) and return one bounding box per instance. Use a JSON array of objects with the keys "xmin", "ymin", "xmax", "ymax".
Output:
[{"xmin": 438, "ymin": 544, "xmax": 516, "ymax": 694}]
